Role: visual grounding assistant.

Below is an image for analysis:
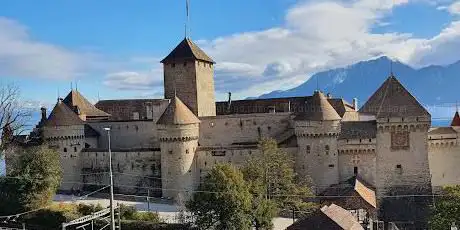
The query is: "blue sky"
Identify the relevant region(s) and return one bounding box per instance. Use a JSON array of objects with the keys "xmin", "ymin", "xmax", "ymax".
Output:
[{"xmin": 1, "ymin": 0, "xmax": 460, "ymax": 112}]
